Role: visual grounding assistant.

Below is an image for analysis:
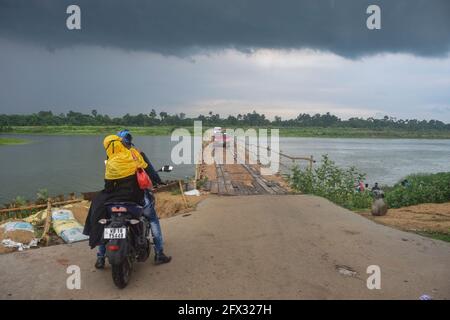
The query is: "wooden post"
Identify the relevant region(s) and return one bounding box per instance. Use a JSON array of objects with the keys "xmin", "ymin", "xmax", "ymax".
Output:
[
  {"xmin": 178, "ymin": 180, "xmax": 189, "ymax": 209},
  {"xmin": 194, "ymin": 164, "xmax": 198, "ymax": 190},
  {"xmin": 309, "ymin": 155, "xmax": 314, "ymax": 170},
  {"xmin": 194, "ymin": 148, "xmax": 201, "ymax": 190},
  {"xmin": 40, "ymin": 198, "xmax": 52, "ymax": 245}
]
